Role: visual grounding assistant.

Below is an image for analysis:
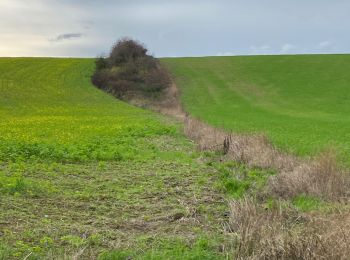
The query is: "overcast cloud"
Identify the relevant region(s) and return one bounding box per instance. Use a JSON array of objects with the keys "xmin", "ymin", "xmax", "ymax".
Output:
[{"xmin": 0, "ymin": 0, "xmax": 349, "ymax": 57}]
